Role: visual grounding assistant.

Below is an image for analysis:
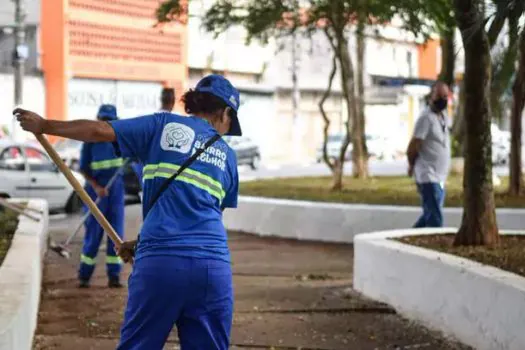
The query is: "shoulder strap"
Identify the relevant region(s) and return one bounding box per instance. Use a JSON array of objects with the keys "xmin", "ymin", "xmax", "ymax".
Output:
[{"xmin": 146, "ymin": 133, "xmax": 222, "ymax": 214}]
